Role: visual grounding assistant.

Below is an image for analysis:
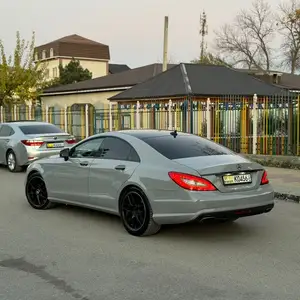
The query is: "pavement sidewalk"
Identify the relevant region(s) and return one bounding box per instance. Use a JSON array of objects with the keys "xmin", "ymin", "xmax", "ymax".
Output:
[{"xmin": 266, "ymin": 167, "xmax": 300, "ymax": 203}]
